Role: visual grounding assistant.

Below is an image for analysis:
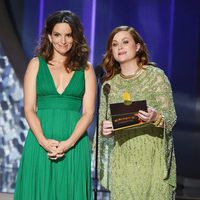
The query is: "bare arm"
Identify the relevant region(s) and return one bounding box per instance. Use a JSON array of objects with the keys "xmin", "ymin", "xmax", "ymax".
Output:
[
  {"xmin": 57, "ymin": 63, "xmax": 96, "ymax": 153},
  {"xmin": 24, "ymin": 57, "xmax": 59, "ymax": 154}
]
